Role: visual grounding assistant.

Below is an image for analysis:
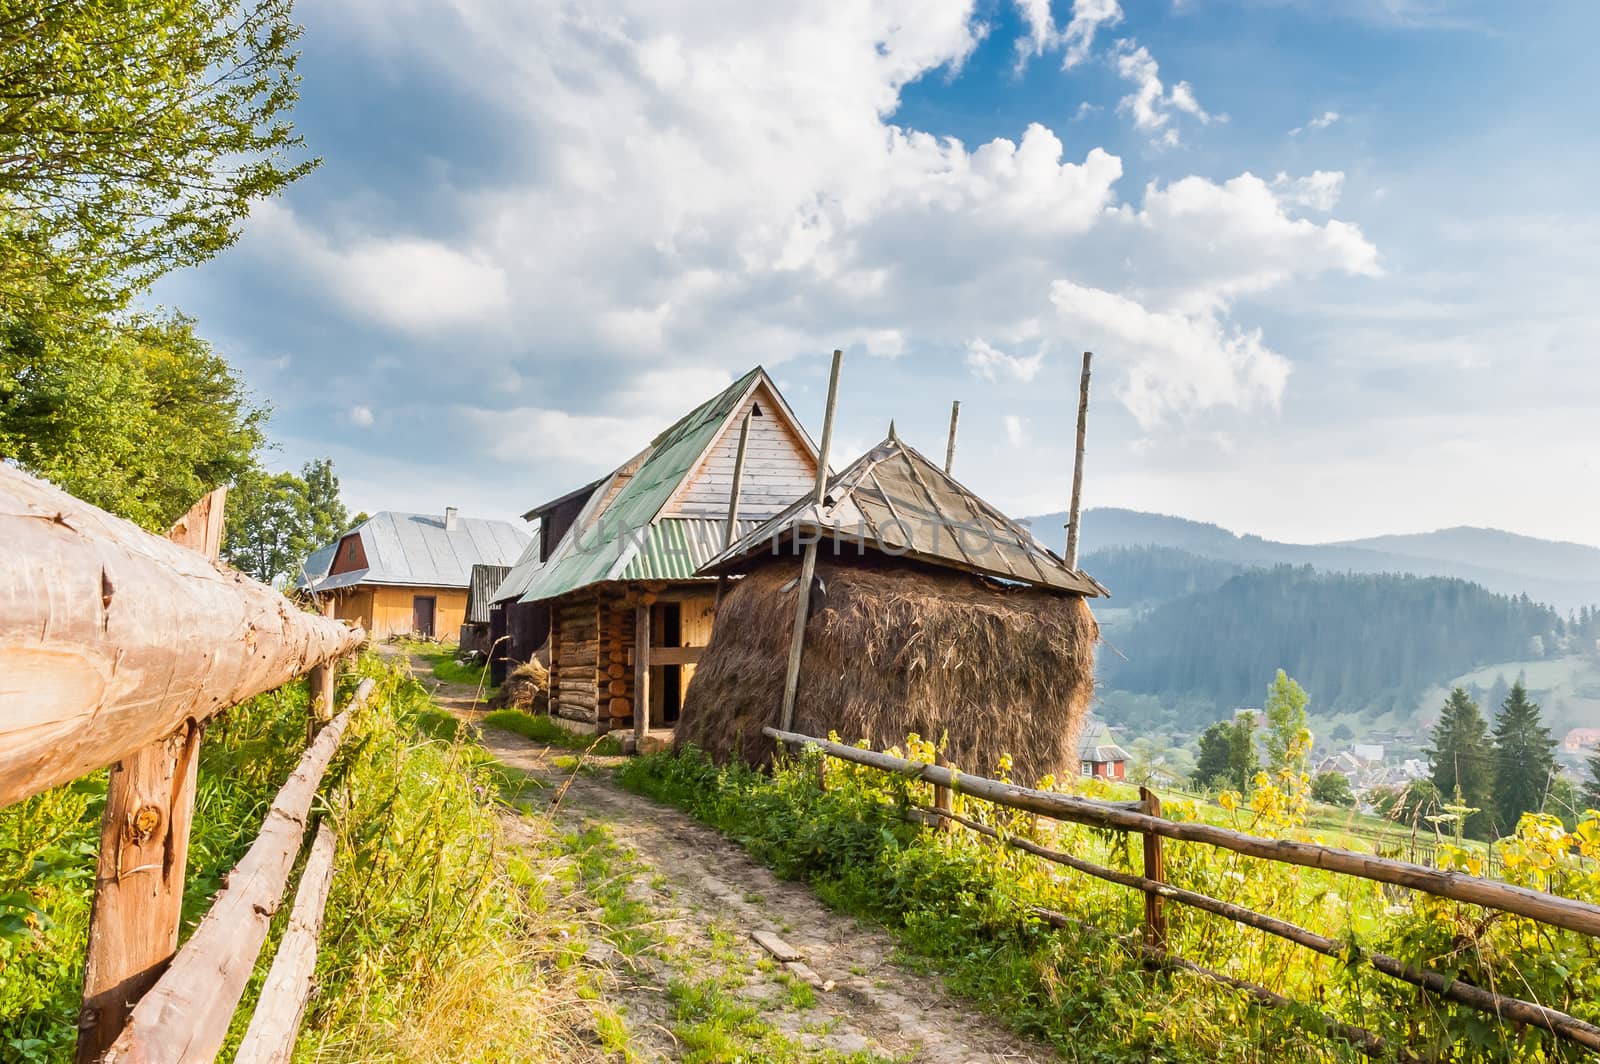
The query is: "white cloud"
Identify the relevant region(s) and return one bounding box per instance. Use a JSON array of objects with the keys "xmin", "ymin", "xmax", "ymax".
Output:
[
  {"xmin": 1271, "ymin": 170, "xmax": 1346, "ymax": 212},
  {"xmin": 1289, "ymin": 110, "xmax": 1341, "ymax": 136},
  {"xmin": 348, "ymin": 404, "xmax": 375, "ymax": 427},
  {"xmin": 1014, "ymin": 0, "xmax": 1124, "ymax": 70},
  {"xmin": 1003, "ymin": 414, "xmax": 1032, "ymax": 447},
  {"xmin": 1111, "ymin": 40, "xmax": 1219, "ymax": 146},
  {"xmin": 965, "ymin": 339, "xmax": 1044, "ymax": 382}
]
